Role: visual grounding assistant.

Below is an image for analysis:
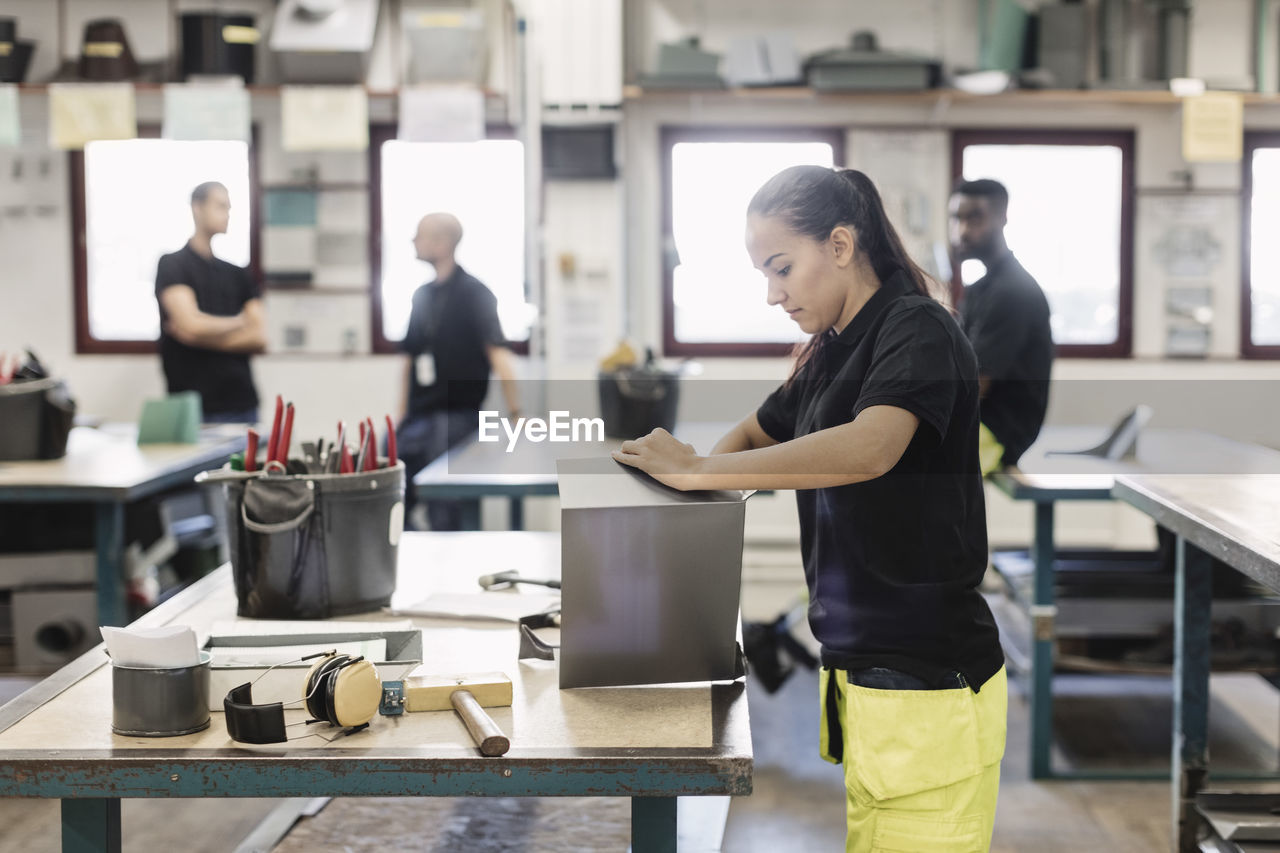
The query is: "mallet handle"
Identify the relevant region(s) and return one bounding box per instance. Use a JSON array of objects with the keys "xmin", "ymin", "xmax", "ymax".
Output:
[{"xmin": 451, "ymin": 689, "xmax": 510, "ymax": 757}]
